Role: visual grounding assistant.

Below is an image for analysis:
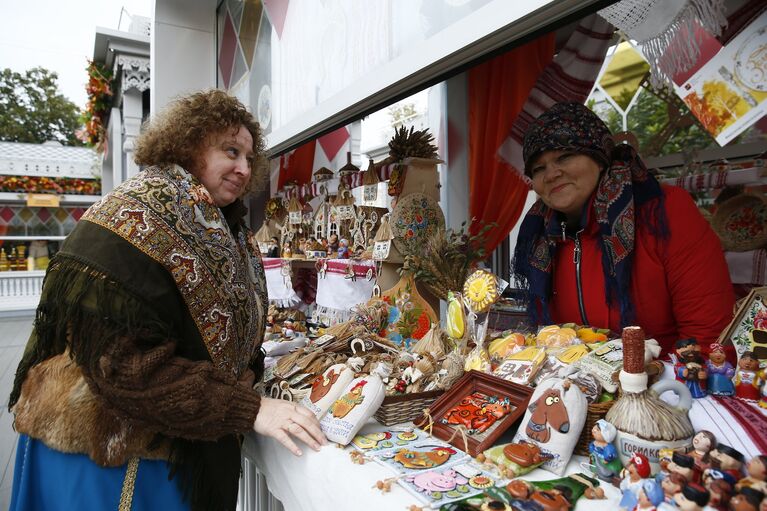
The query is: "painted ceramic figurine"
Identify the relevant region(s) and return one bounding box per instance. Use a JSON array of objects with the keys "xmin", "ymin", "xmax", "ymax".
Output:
[
  {"xmin": 337, "ymin": 238, "xmax": 349, "ymax": 259},
  {"xmin": 327, "ymin": 234, "xmax": 339, "ymax": 255},
  {"xmin": 730, "ymin": 487, "xmax": 765, "ymax": 511},
  {"xmin": 661, "ymin": 473, "xmax": 686, "ymax": 505},
  {"xmin": 707, "ymin": 343, "xmax": 736, "ymax": 396},
  {"xmin": 690, "ymin": 430, "xmax": 717, "ymax": 471},
  {"xmin": 668, "ymin": 452, "xmax": 699, "ymax": 483},
  {"xmin": 710, "ymin": 444, "xmax": 745, "ymax": 482},
  {"xmin": 589, "ymin": 419, "xmax": 623, "ymax": 483},
  {"xmin": 707, "ymin": 478, "xmax": 733, "ymax": 511},
  {"xmin": 620, "ymin": 453, "xmax": 651, "ymax": 511},
  {"xmin": 673, "ymin": 483, "xmax": 709, "ymax": 511},
  {"xmin": 734, "ymin": 351, "xmax": 762, "ymax": 401},
  {"xmin": 267, "ymin": 236, "xmax": 280, "ymax": 257},
  {"xmin": 634, "ymin": 479, "xmax": 665, "ymax": 510},
  {"xmin": 282, "ymin": 241, "xmax": 293, "ymax": 258},
  {"xmin": 737, "ymin": 455, "xmax": 767, "ymax": 494},
  {"xmin": 674, "ymin": 338, "xmax": 707, "ymax": 398}
]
